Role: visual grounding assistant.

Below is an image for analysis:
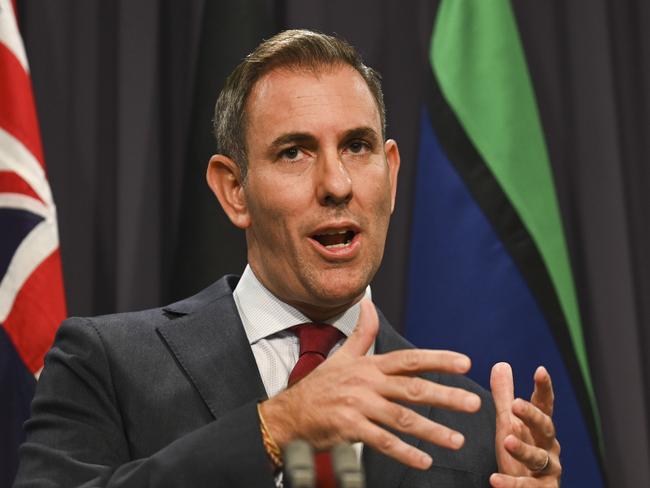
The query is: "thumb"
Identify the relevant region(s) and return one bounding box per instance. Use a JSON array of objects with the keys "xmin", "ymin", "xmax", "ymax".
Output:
[
  {"xmin": 338, "ymin": 298, "xmax": 379, "ymax": 357},
  {"xmin": 491, "ymin": 362, "xmax": 515, "ymax": 450},
  {"xmin": 491, "ymin": 362, "xmax": 515, "ymax": 419}
]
